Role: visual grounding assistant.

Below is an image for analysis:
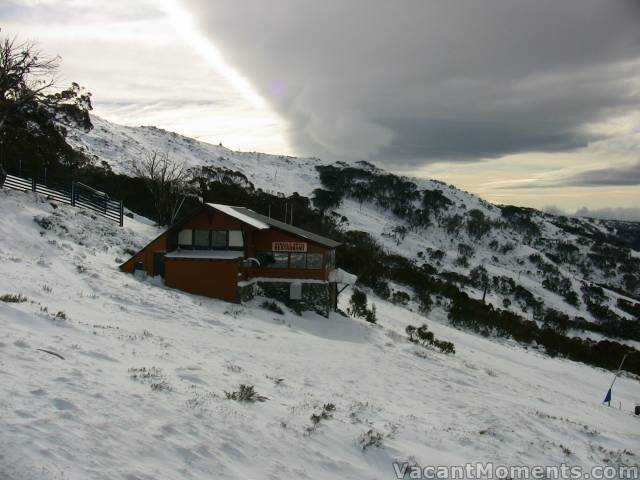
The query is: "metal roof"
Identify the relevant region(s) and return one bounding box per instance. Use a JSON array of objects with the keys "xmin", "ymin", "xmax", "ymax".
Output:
[
  {"xmin": 206, "ymin": 203, "xmax": 270, "ymax": 230},
  {"xmin": 208, "ymin": 203, "xmax": 341, "ymax": 248}
]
